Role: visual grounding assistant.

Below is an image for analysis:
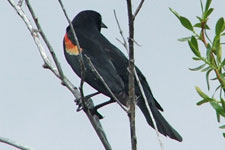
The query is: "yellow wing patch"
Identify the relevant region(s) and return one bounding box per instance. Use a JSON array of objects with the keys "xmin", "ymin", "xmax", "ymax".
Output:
[{"xmin": 64, "ymin": 33, "xmax": 82, "ymax": 55}]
